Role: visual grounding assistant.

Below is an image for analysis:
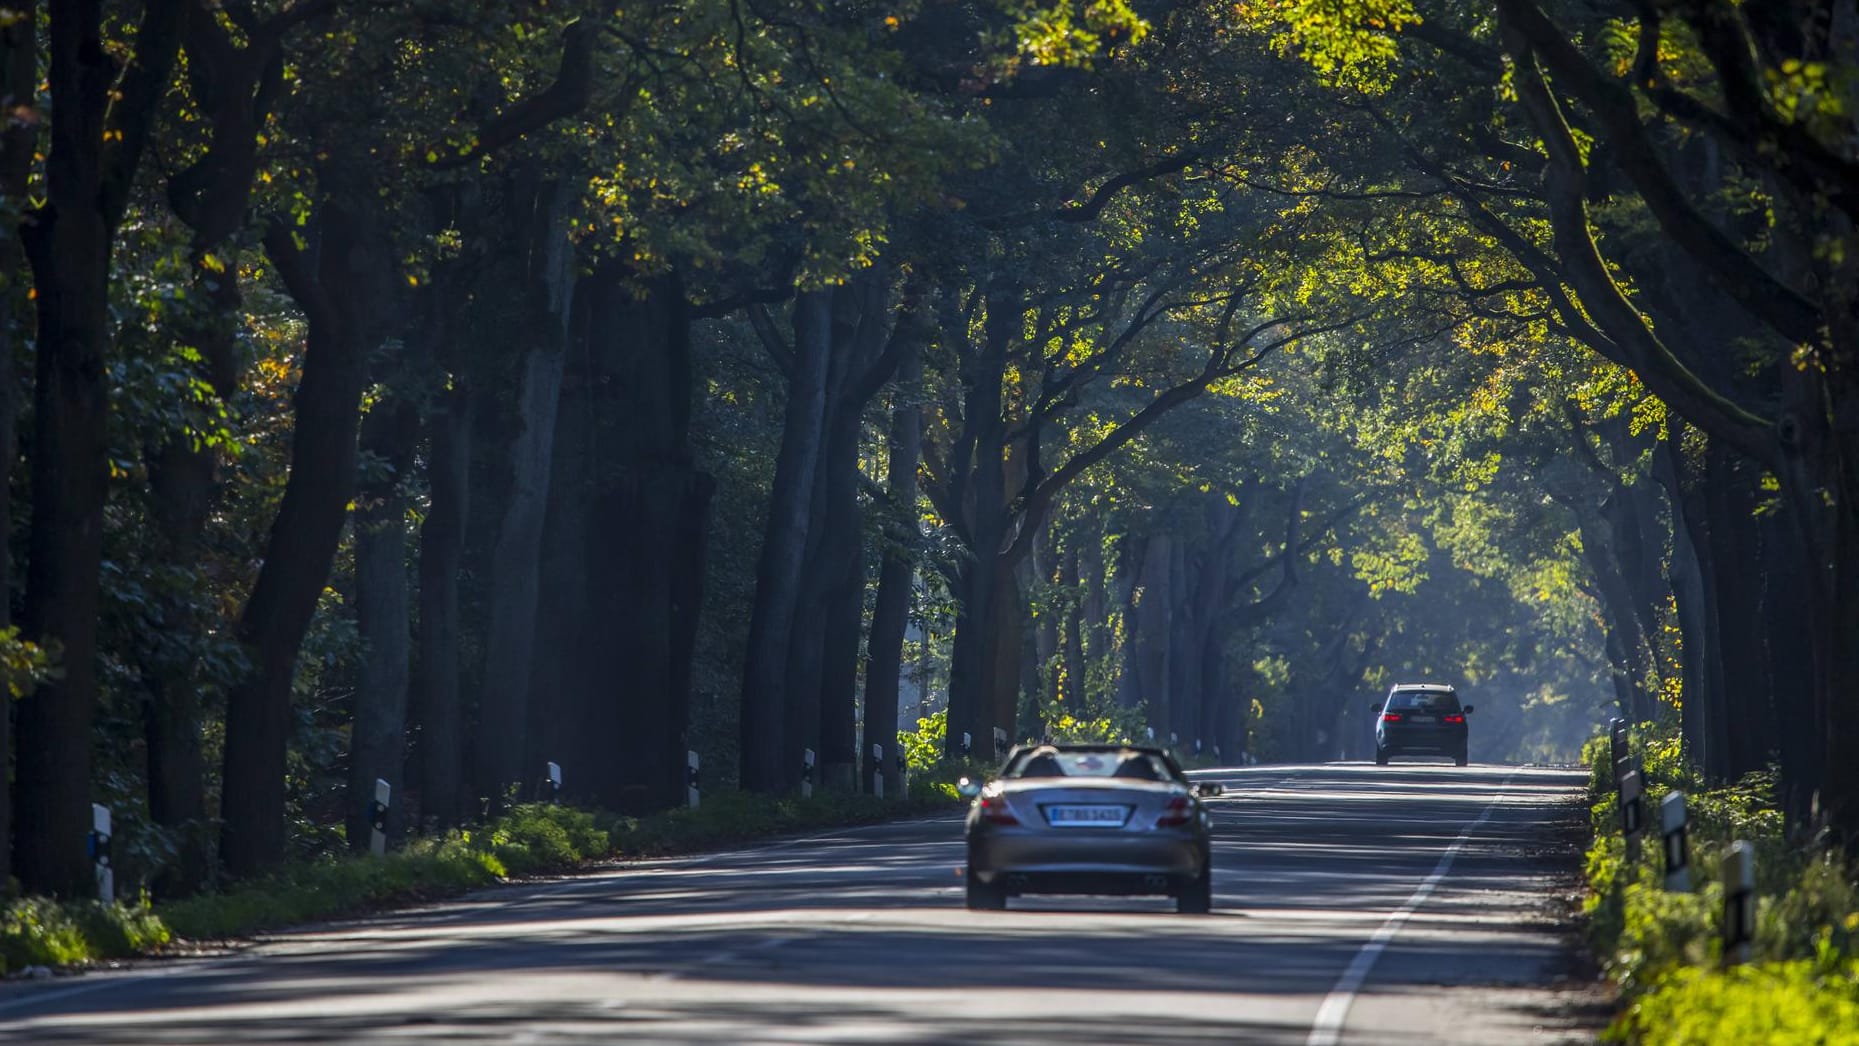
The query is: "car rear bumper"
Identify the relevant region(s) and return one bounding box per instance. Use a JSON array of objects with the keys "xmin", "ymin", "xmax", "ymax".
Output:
[
  {"xmin": 968, "ymin": 830, "xmax": 1205, "ymax": 886},
  {"xmin": 1377, "ymin": 728, "xmax": 1466, "ymax": 752}
]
